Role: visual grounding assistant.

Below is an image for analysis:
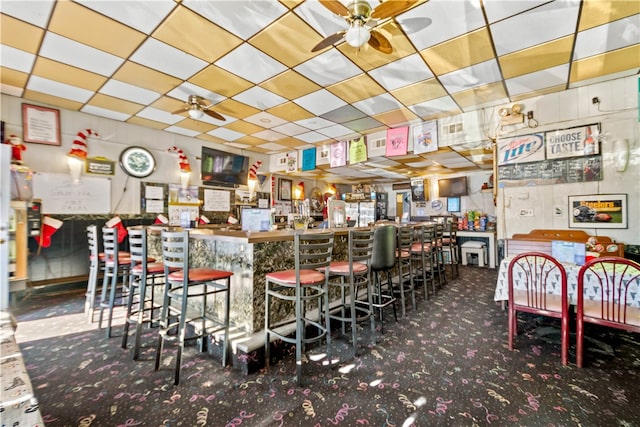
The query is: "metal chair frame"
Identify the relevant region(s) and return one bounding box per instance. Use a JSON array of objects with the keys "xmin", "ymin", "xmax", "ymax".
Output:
[
  {"xmin": 395, "ymin": 225, "xmax": 416, "ymax": 317},
  {"xmin": 97, "ymin": 226, "xmax": 130, "ymax": 339}
]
